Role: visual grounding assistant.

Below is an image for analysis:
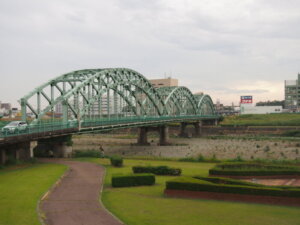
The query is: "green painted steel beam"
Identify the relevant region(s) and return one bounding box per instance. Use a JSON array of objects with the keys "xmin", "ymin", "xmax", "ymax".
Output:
[{"xmin": 19, "ymin": 68, "xmax": 217, "ymax": 126}]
